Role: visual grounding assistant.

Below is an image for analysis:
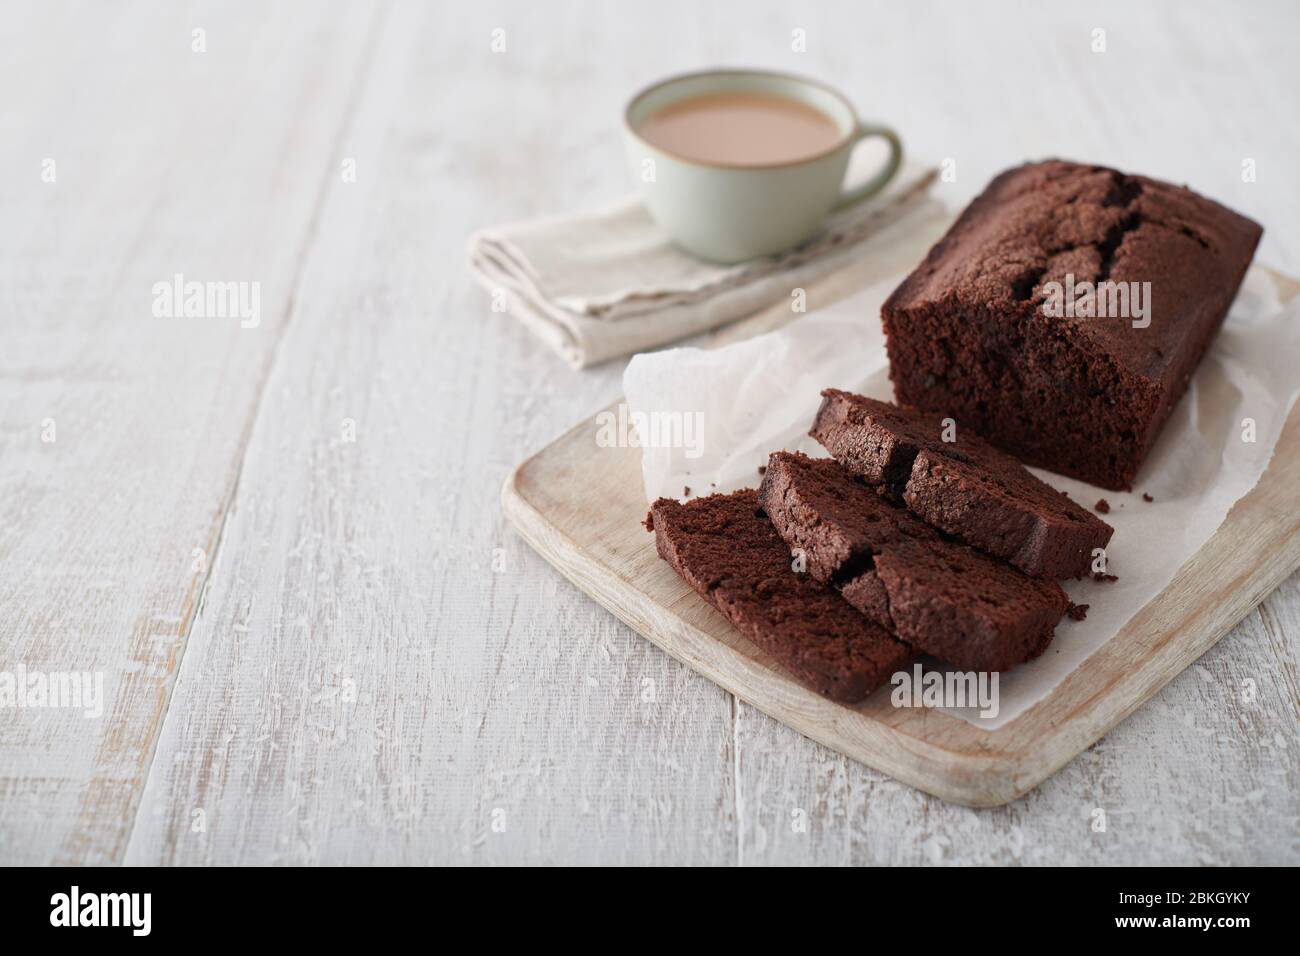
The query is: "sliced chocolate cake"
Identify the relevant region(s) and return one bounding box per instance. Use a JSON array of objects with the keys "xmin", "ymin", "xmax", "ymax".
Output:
[
  {"xmin": 760, "ymin": 452, "xmax": 1069, "ymax": 672},
  {"xmin": 648, "ymin": 490, "xmax": 913, "ymax": 702},
  {"xmin": 811, "ymin": 389, "xmax": 1113, "ymax": 579}
]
